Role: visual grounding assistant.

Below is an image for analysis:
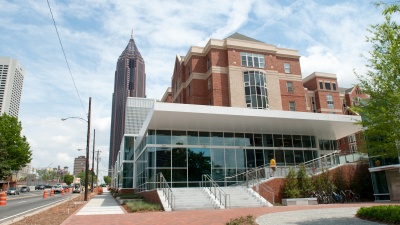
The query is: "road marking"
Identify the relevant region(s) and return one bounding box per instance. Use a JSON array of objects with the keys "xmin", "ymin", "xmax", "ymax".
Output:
[
  {"xmin": 0, "ymin": 197, "xmax": 72, "ymax": 223},
  {"xmin": 18, "ymin": 201, "xmax": 27, "ymax": 203}
]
